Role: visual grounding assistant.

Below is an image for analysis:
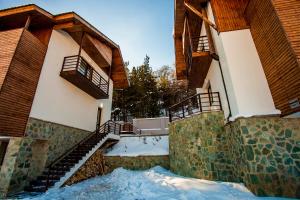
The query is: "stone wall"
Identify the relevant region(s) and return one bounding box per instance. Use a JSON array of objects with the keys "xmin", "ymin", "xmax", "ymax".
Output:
[
  {"xmin": 226, "ymin": 117, "xmax": 300, "ymax": 197},
  {"xmin": 105, "ymin": 155, "xmax": 170, "ymax": 173},
  {"xmin": 65, "ymin": 149, "xmax": 107, "ymax": 186},
  {"xmin": 65, "ymin": 150, "xmax": 169, "ymax": 186},
  {"xmin": 0, "ymin": 137, "xmax": 22, "ymax": 198},
  {"xmin": 0, "ymin": 118, "xmax": 91, "ymax": 197},
  {"xmin": 25, "ymin": 117, "xmax": 91, "ymax": 165},
  {"xmin": 169, "ymin": 111, "xmax": 234, "ymax": 182},
  {"xmin": 168, "ymin": 111, "xmax": 300, "ymax": 198}
]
